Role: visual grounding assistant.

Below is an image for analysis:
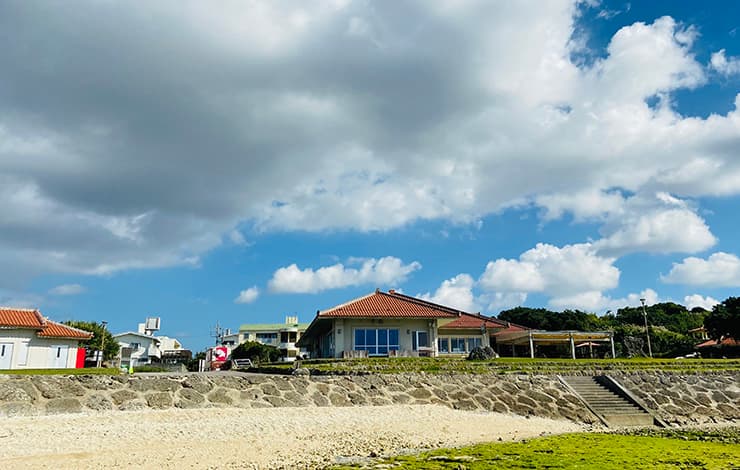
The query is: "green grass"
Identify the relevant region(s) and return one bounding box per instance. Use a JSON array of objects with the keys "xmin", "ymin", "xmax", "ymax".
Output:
[
  {"xmin": 0, "ymin": 367, "xmax": 120, "ymax": 376},
  {"xmin": 333, "ymin": 429, "xmax": 740, "ymax": 469},
  {"xmin": 259, "ymin": 357, "xmax": 740, "ymax": 375}
]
